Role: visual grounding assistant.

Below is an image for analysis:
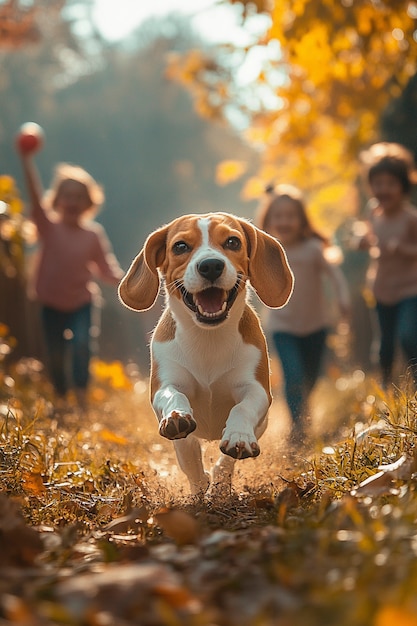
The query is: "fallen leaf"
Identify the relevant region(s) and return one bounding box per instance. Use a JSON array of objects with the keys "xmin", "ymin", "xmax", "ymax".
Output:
[
  {"xmin": 154, "ymin": 508, "xmax": 200, "ymax": 545},
  {"xmin": 351, "ymin": 470, "xmax": 398, "ymax": 497},
  {"xmin": 0, "ymin": 494, "xmax": 43, "ymax": 566},
  {"xmin": 104, "ymin": 506, "xmax": 149, "ymax": 533},
  {"xmin": 374, "ymin": 605, "xmax": 417, "ymax": 626},
  {"xmin": 378, "ymin": 453, "xmax": 417, "ymax": 480},
  {"xmin": 55, "ymin": 563, "xmax": 189, "ymax": 622},
  {"xmin": 275, "ymin": 481, "xmax": 303, "ymax": 508},
  {"xmin": 2, "ymin": 594, "xmax": 35, "ymax": 623},
  {"xmin": 154, "ymin": 582, "xmax": 201, "ymax": 612},
  {"xmin": 354, "ymin": 419, "xmax": 394, "ymax": 443},
  {"xmin": 351, "ymin": 453, "xmax": 417, "ymax": 497},
  {"xmin": 21, "ymin": 470, "xmax": 46, "ymax": 495}
]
